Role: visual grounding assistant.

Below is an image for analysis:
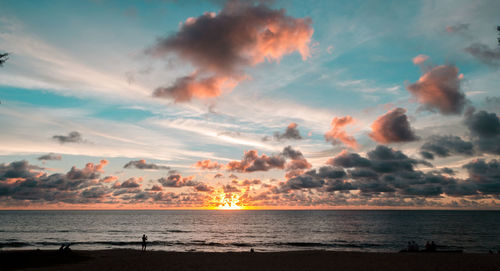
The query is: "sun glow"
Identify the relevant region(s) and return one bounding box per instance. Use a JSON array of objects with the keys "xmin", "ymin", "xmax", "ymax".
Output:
[{"xmin": 216, "ymin": 192, "xmax": 244, "ymax": 210}]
